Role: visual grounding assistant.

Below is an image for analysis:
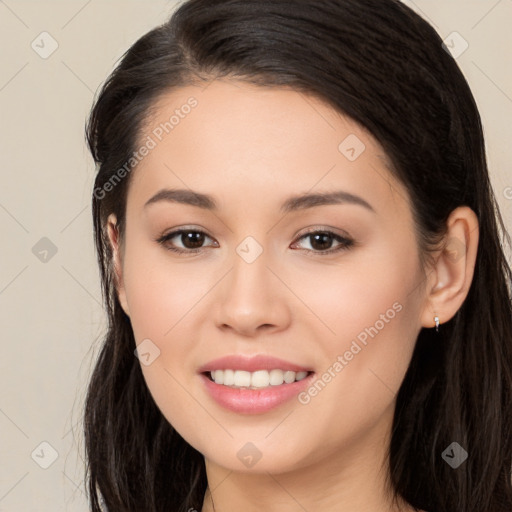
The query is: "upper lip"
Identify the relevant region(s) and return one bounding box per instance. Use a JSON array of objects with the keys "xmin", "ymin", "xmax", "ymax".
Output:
[{"xmin": 198, "ymin": 354, "xmax": 314, "ymax": 374}]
